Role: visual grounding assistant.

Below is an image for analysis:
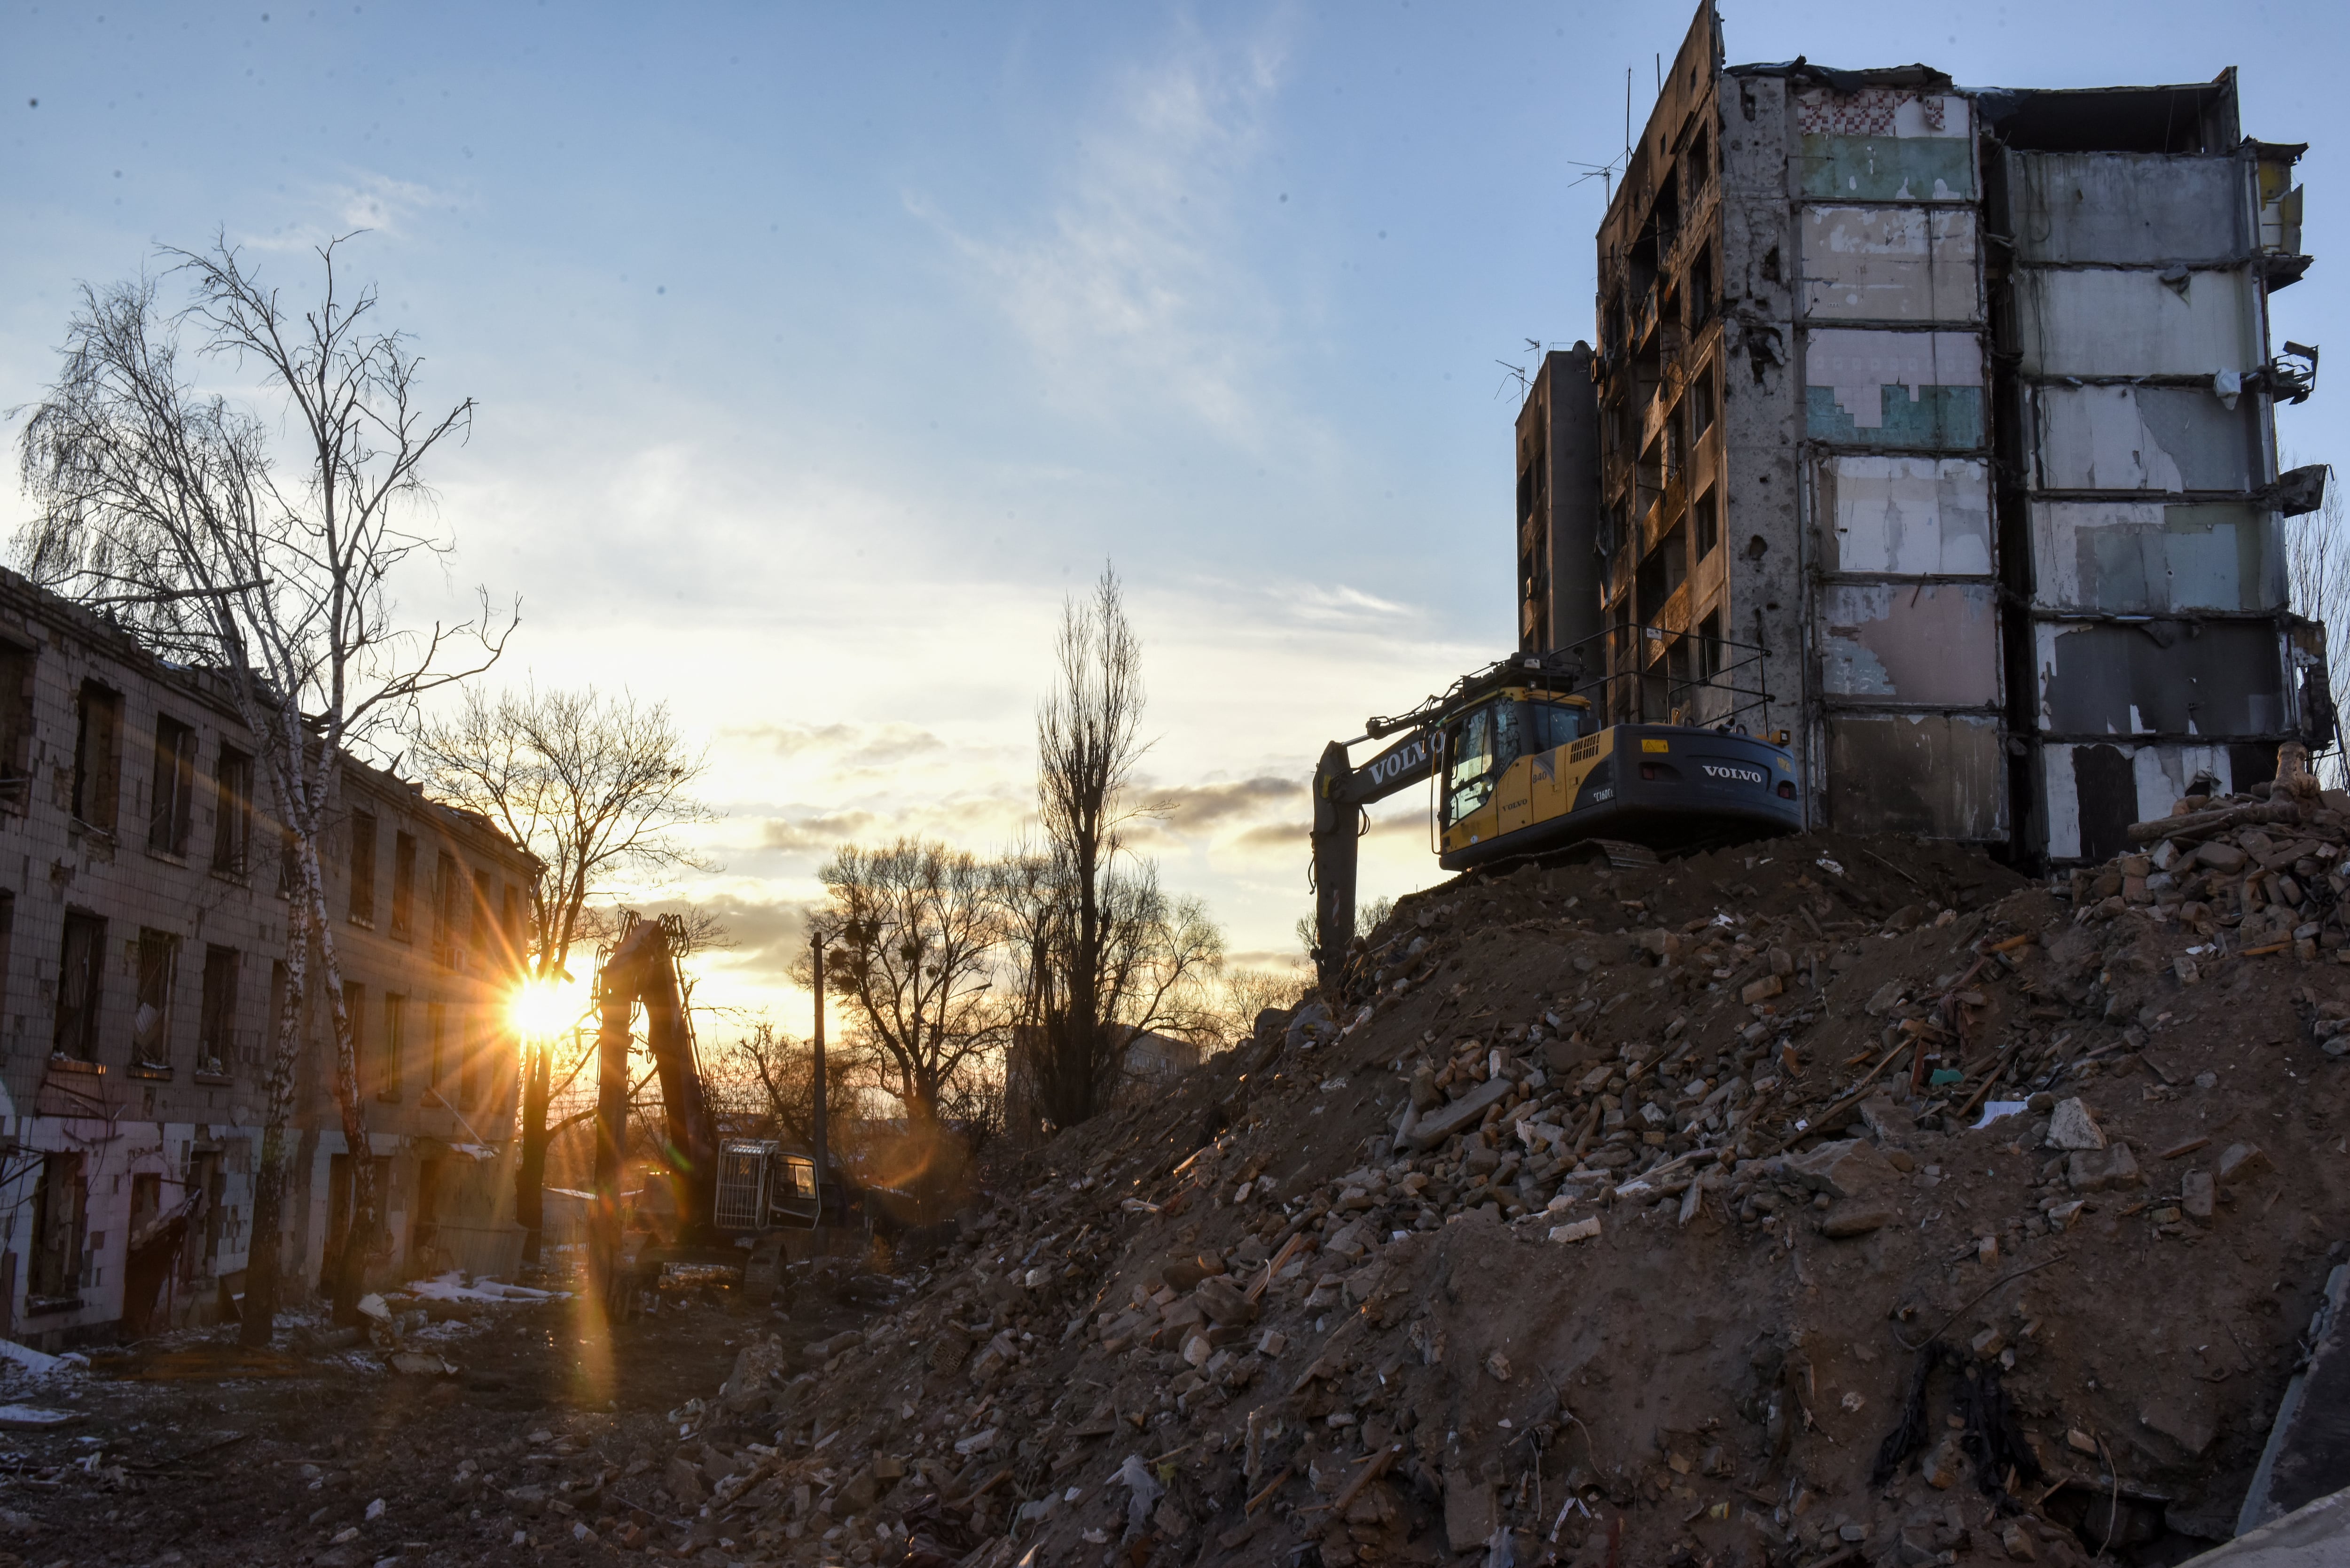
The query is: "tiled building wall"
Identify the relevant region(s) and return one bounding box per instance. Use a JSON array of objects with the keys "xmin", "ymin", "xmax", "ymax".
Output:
[{"xmin": 0, "ymin": 569, "xmax": 534, "ymax": 1348}]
